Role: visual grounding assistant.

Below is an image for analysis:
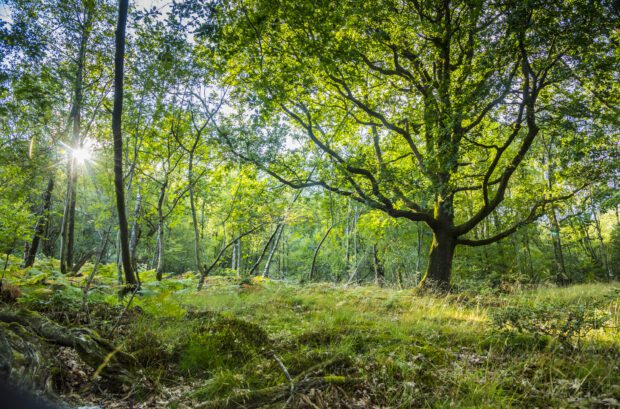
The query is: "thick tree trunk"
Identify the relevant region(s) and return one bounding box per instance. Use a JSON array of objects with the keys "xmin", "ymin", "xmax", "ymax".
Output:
[
  {"xmin": 23, "ymin": 178, "xmax": 54, "ymax": 268},
  {"xmin": 420, "ymin": 228, "xmax": 456, "ymax": 290},
  {"xmin": 112, "ymin": 0, "xmax": 137, "ymax": 289}
]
